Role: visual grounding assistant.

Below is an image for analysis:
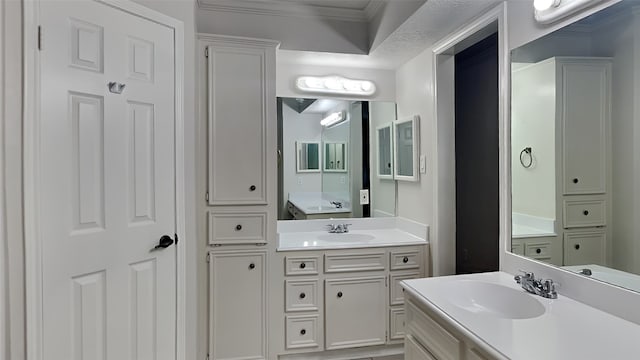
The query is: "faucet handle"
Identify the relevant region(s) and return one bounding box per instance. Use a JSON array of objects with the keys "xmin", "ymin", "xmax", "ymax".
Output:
[
  {"xmin": 518, "ymin": 270, "xmax": 535, "ymax": 279},
  {"xmin": 342, "ymin": 224, "xmax": 352, "ymax": 232},
  {"xmin": 542, "ymin": 279, "xmax": 558, "ymax": 299}
]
